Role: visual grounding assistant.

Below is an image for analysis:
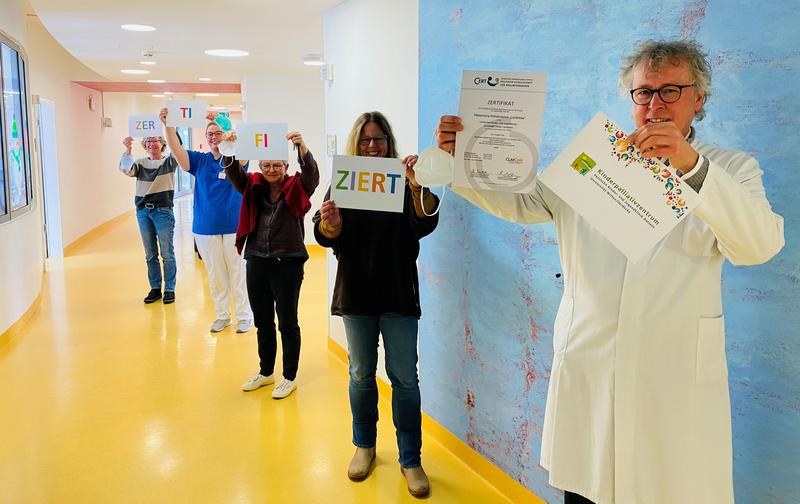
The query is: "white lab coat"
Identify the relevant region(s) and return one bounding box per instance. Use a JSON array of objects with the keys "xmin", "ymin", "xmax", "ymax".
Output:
[{"xmin": 453, "ymin": 137, "xmax": 784, "ymax": 504}]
